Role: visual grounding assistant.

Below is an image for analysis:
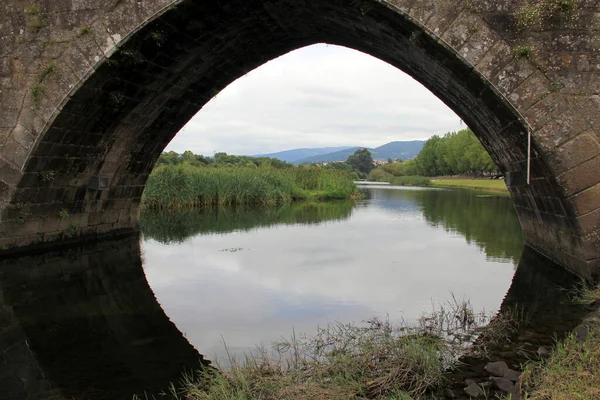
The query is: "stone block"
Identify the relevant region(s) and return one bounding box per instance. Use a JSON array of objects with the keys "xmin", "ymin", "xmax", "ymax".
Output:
[
  {"xmin": 439, "ymin": 10, "xmax": 478, "ymax": 50},
  {"xmin": 568, "ymin": 183, "xmax": 600, "ymax": 216},
  {"xmin": 577, "ymin": 208, "xmax": 600, "ymax": 236},
  {"xmin": 1, "ymin": 138, "xmax": 27, "ymax": 169},
  {"xmin": 508, "ymin": 70, "xmax": 550, "ymax": 111},
  {"xmin": 547, "ymin": 131, "xmax": 600, "ymax": 174},
  {"xmin": 558, "ymin": 156, "xmax": 600, "ymax": 196},
  {"xmin": 475, "ymin": 40, "xmax": 512, "ymax": 80},
  {"xmin": 492, "ymin": 57, "xmax": 537, "ymax": 99}
]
